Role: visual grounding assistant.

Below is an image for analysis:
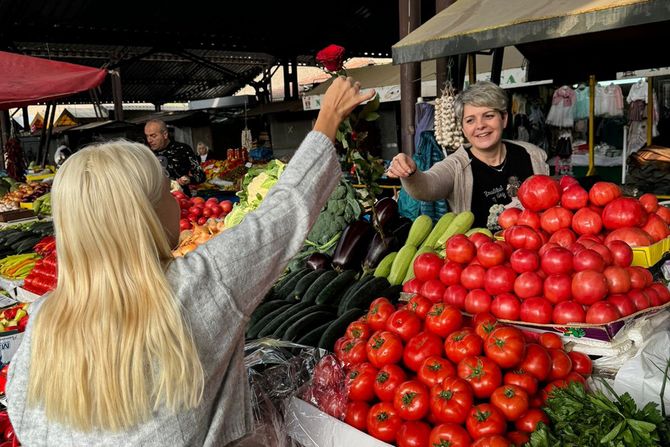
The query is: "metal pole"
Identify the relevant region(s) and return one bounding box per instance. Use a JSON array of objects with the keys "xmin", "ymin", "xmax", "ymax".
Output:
[
  {"xmin": 647, "ymin": 77, "xmax": 653, "ymax": 147},
  {"xmin": 42, "ymin": 103, "xmax": 57, "ymax": 167},
  {"xmin": 0, "ymin": 111, "xmax": 10, "ymax": 170},
  {"xmin": 282, "ymin": 58, "xmax": 291, "ymax": 101},
  {"xmin": 467, "ymin": 53, "xmax": 476, "ymax": 85},
  {"xmin": 490, "ymin": 47, "xmax": 505, "ymax": 85},
  {"xmin": 36, "ymin": 103, "xmax": 51, "ymax": 165},
  {"xmin": 435, "ymin": 0, "xmax": 457, "ymax": 91},
  {"xmin": 21, "ymin": 107, "xmax": 29, "ymax": 132},
  {"xmin": 399, "ymin": 0, "xmax": 421, "ymax": 155},
  {"xmin": 111, "ymin": 70, "xmax": 124, "ymax": 121},
  {"xmin": 587, "ymin": 75, "xmax": 596, "ymax": 176}
]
